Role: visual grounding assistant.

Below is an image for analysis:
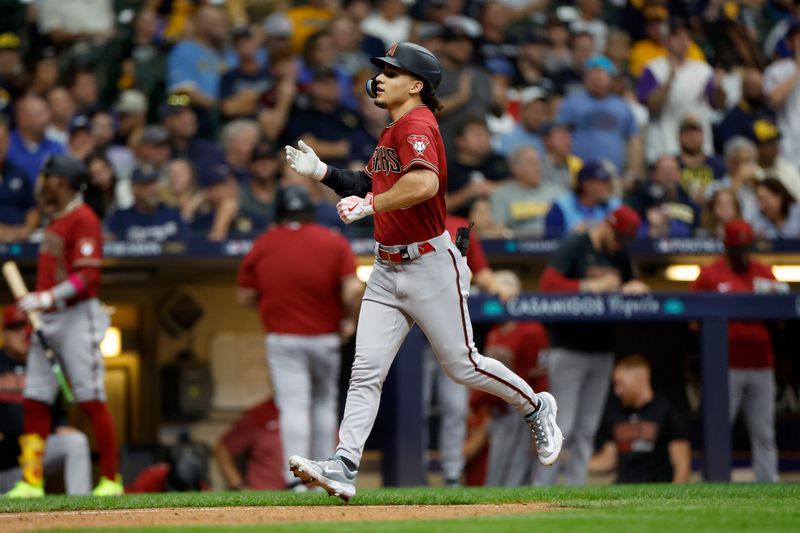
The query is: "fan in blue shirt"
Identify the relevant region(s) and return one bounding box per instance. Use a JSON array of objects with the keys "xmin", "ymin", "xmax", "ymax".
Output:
[{"xmin": 106, "ymin": 167, "xmax": 189, "ymax": 242}]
